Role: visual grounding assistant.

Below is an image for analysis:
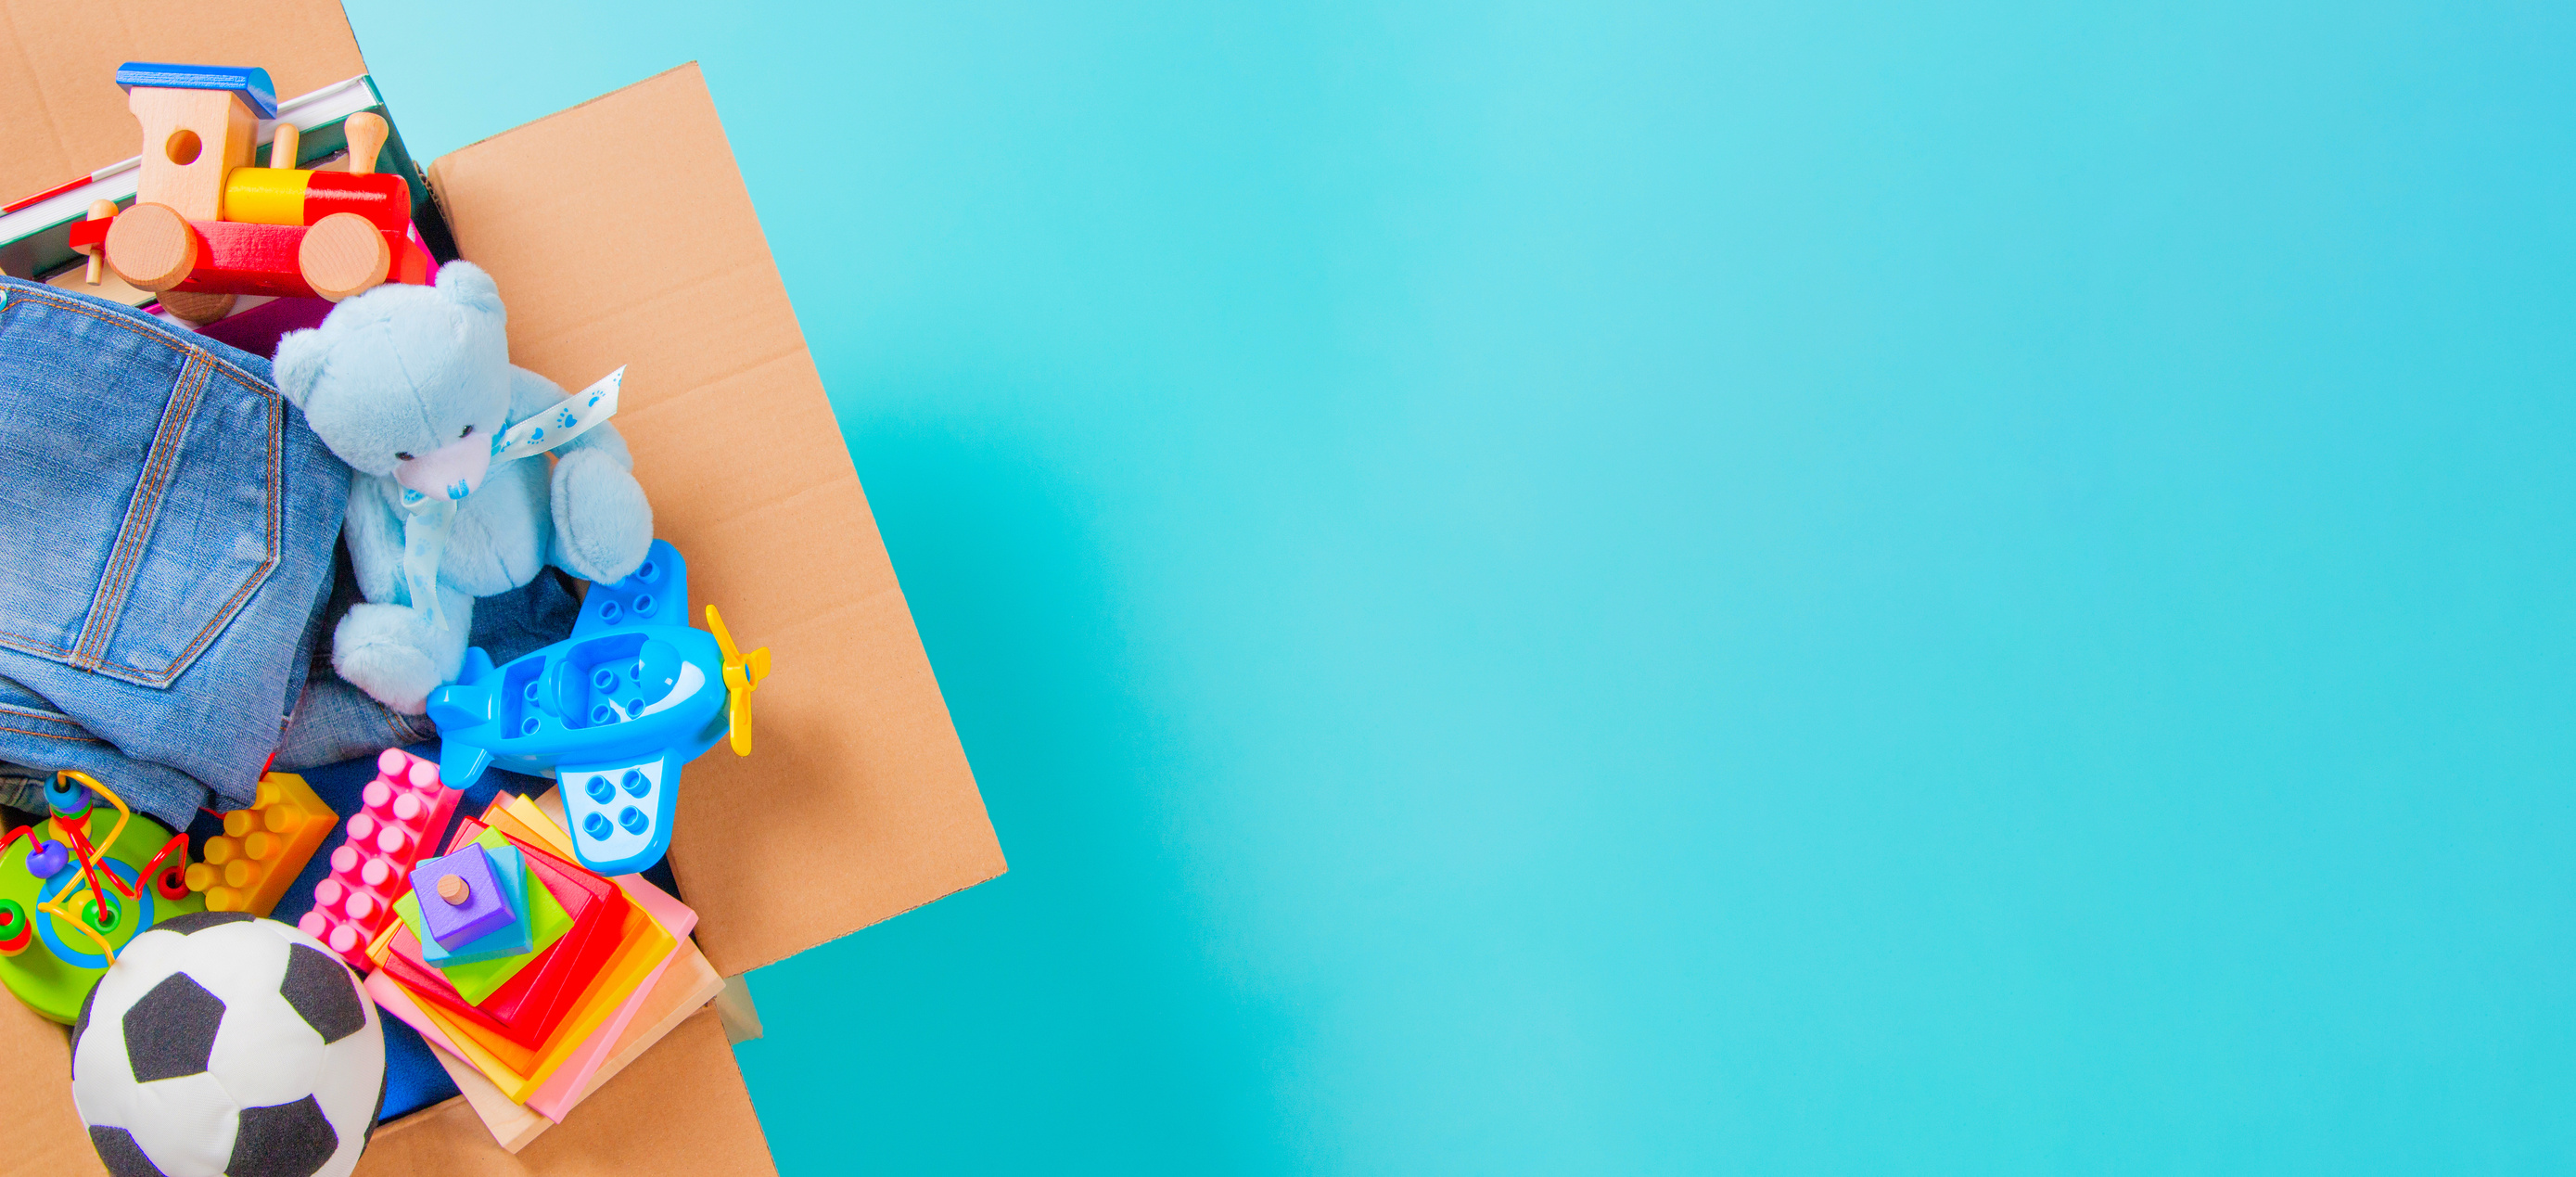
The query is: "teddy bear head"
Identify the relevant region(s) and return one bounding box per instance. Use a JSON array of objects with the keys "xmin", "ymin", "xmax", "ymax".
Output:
[{"xmin": 274, "ymin": 262, "xmax": 516, "ymax": 503}]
